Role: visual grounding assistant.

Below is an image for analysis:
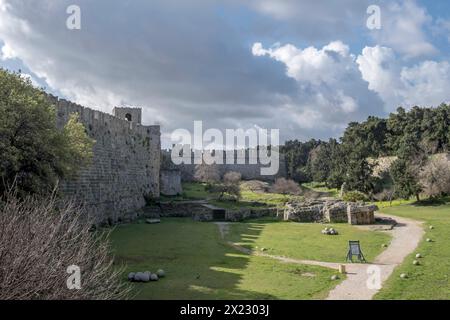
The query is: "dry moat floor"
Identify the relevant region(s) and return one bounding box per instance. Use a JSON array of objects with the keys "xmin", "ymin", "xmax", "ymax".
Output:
[
  {"xmin": 111, "ymin": 183, "xmax": 450, "ymax": 300},
  {"xmin": 111, "ymin": 217, "xmax": 392, "ymax": 300}
]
